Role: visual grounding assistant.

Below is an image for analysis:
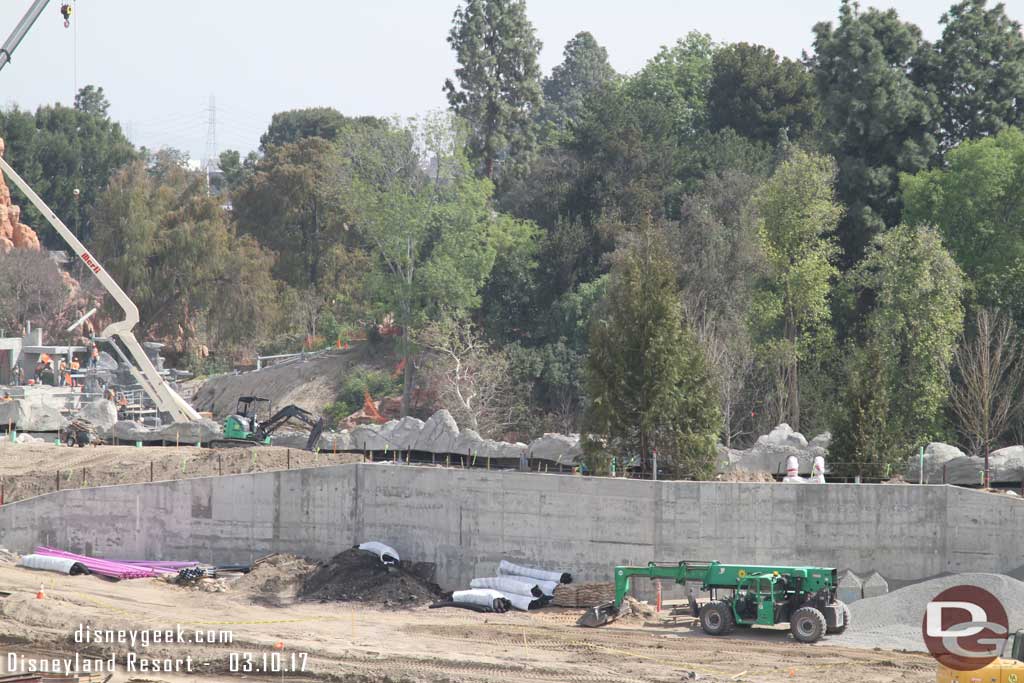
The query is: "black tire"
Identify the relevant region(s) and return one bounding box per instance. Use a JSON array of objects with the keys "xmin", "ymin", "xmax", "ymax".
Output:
[
  {"xmin": 790, "ymin": 606, "xmax": 827, "ymax": 643},
  {"xmin": 826, "ymin": 601, "xmax": 851, "ymax": 635},
  {"xmin": 699, "ymin": 600, "xmax": 736, "ymax": 636}
]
